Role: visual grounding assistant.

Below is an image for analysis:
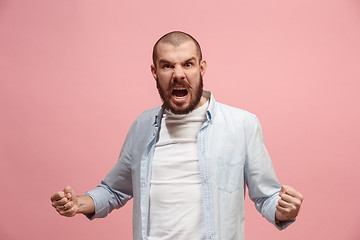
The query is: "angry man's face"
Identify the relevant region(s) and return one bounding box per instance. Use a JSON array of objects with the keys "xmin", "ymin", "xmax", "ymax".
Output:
[{"xmin": 151, "ymin": 41, "xmax": 207, "ymax": 114}]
